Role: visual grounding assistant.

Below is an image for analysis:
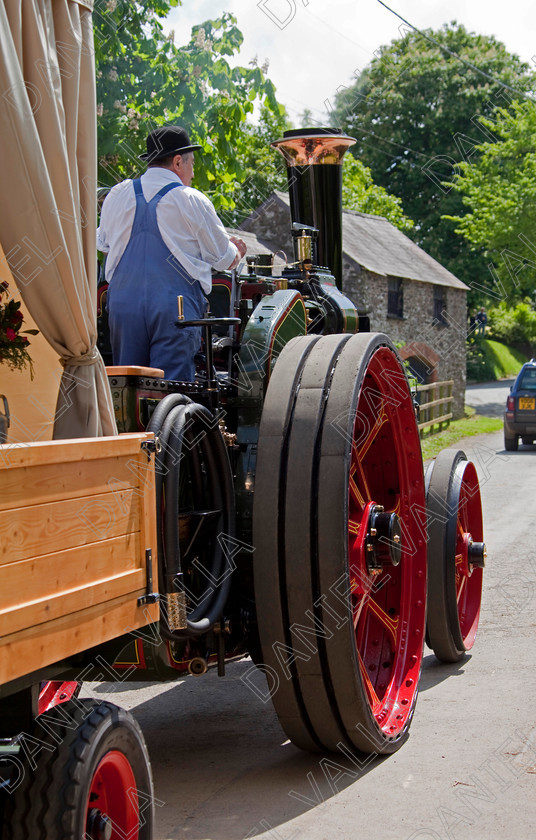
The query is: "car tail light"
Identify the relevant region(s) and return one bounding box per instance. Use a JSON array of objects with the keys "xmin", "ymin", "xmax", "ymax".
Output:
[{"xmin": 507, "ymin": 396, "xmax": 515, "ymax": 411}]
